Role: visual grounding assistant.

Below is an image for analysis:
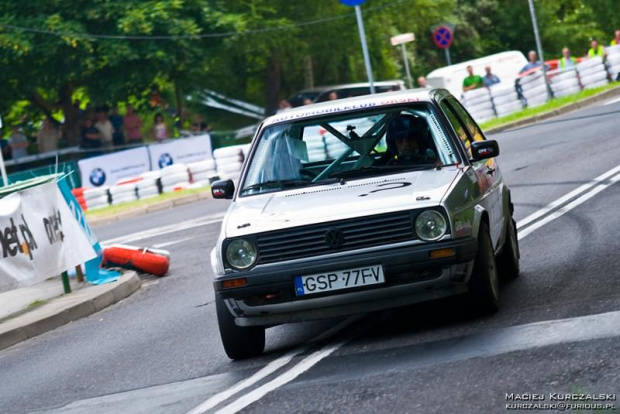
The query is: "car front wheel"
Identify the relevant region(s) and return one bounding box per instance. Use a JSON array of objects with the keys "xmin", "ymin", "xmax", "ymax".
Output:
[
  {"xmin": 216, "ymin": 295, "xmax": 265, "ymax": 360},
  {"xmin": 467, "ymin": 221, "xmax": 500, "ymax": 314}
]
